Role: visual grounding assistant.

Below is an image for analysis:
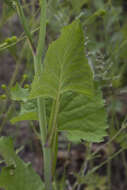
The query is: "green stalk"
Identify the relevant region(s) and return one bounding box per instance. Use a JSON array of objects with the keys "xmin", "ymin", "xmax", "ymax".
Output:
[
  {"xmin": 92, "ymin": 148, "xmax": 125, "ymax": 174},
  {"xmin": 15, "ymin": 0, "xmax": 35, "ymax": 55},
  {"xmin": 122, "ymin": 151, "xmax": 127, "ymax": 179},
  {"xmin": 48, "ymin": 93, "xmax": 60, "ymax": 146},
  {"xmin": 74, "ymin": 147, "xmax": 125, "ymax": 189},
  {"xmin": 47, "ymin": 92, "xmax": 60, "ymax": 176},
  {"xmin": 15, "ymin": 0, "xmax": 53, "ymax": 189},
  {"xmin": 107, "ymin": 144, "xmax": 112, "ymax": 190},
  {"xmin": 36, "ymin": 0, "xmax": 46, "ymax": 73},
  {"xmin": 37, "ymin": 97, "xmax": 52, "ymax": 190},
  {"xmin": 52, "ymin": 131, "xmax": 58, "ymax": 176},
  {"xmin": 35, "ymin": 1, "xmax": 52, "ymax": 189}
]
